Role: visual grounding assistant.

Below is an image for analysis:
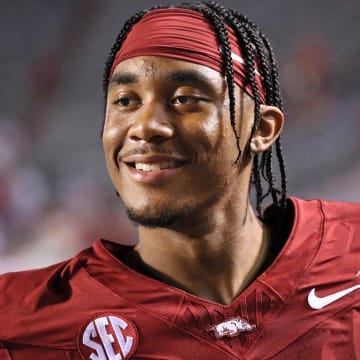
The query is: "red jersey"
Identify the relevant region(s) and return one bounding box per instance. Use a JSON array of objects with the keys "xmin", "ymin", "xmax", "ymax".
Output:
[{"xmin": 0, "ymin": 198, "xmax": 359, "ymax": 359}]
